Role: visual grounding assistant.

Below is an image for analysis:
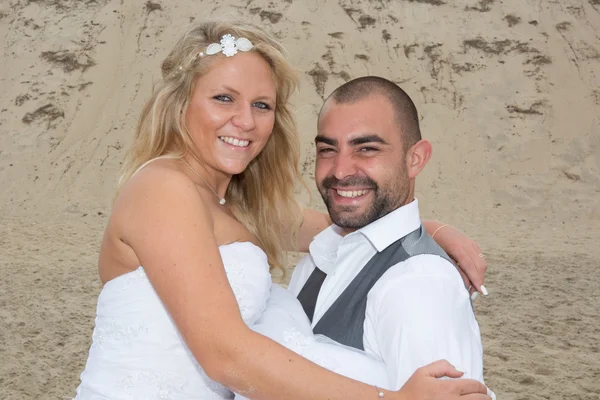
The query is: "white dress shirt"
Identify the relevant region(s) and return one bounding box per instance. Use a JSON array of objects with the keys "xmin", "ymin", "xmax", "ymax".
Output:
[{"xmin": 288, "ymin": 199, "xmax": 486, "ymax": 390}]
